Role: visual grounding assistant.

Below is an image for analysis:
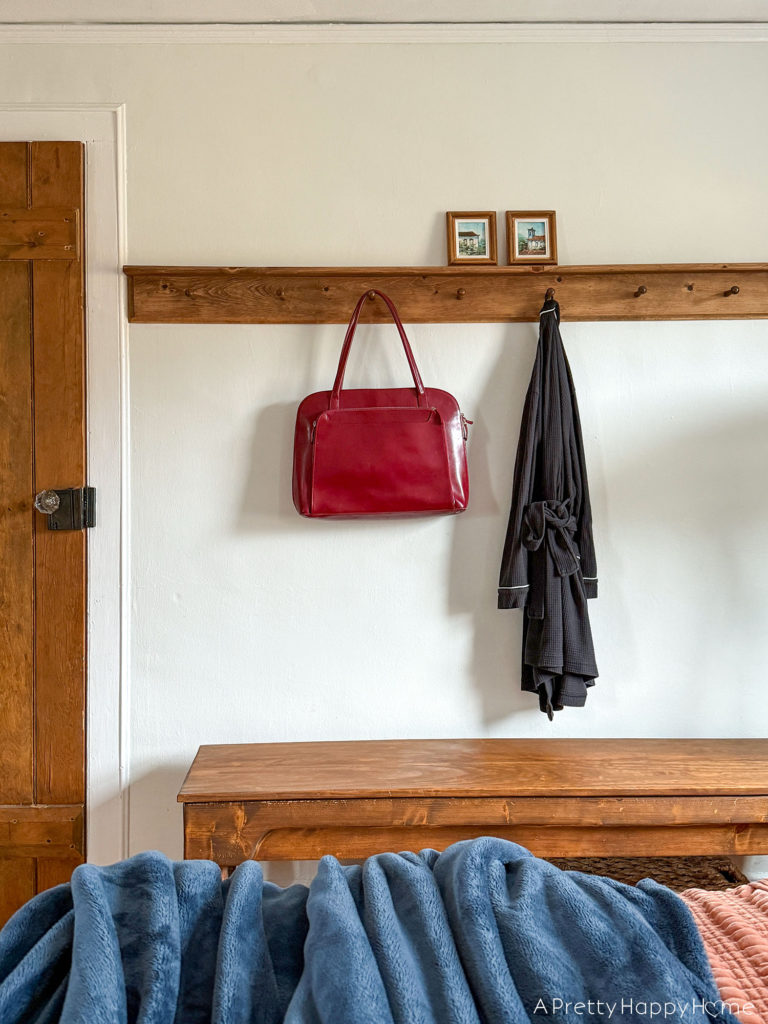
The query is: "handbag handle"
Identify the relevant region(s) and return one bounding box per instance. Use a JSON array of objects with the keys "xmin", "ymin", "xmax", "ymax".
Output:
[{"xmin": 330, "ymin": 289, "xmax": 428, "ymax": 409}]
